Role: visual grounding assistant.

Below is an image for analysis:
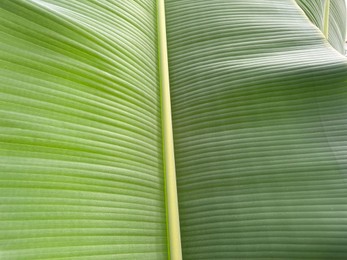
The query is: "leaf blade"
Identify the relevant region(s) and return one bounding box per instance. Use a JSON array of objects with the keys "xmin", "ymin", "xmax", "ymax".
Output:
[
  {"xmin": 0, "ymin": 0, "xmax": 167, "ymax": 259},
  {"xmin": 166, "ymin": 0, "xmax": 347, "ymax": 258}
]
